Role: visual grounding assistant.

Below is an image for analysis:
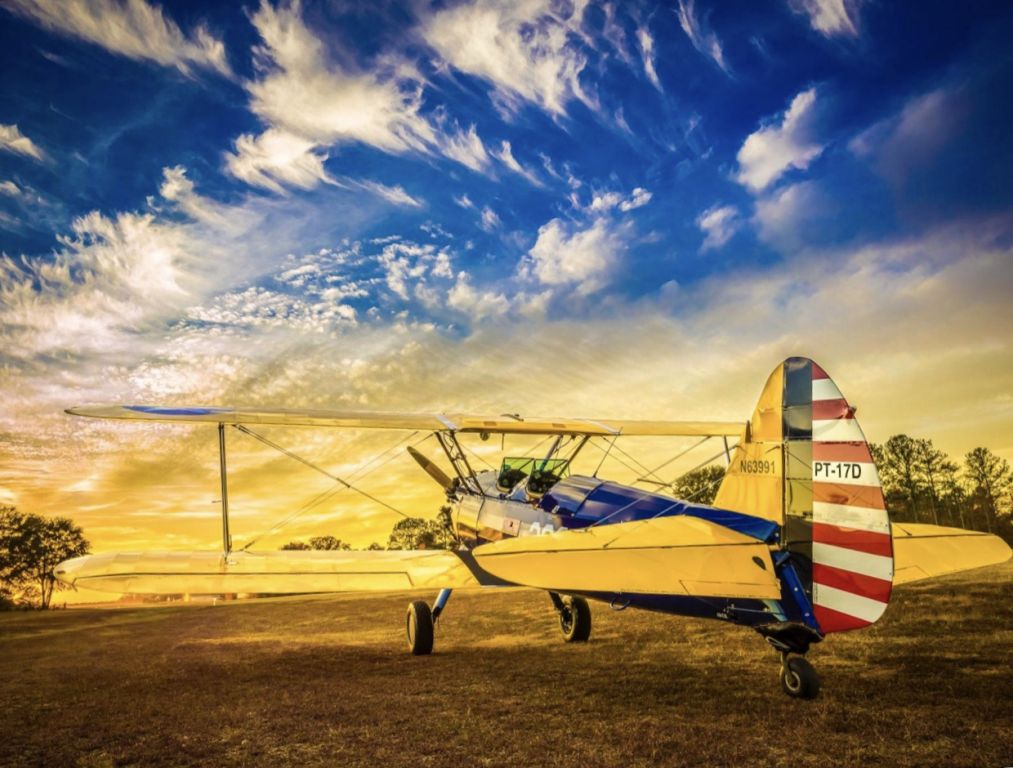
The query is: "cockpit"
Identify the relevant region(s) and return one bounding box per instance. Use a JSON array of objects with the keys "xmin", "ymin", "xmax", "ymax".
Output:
[{"xmin": 496, "ymin": 456, "xmax": 570, "ymax": 501}]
